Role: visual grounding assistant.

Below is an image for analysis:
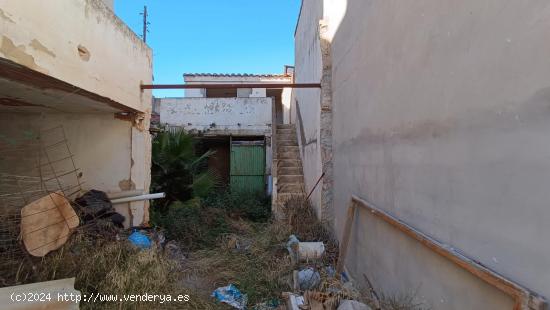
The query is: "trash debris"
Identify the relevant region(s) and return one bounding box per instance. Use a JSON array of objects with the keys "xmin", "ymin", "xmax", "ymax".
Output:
[
  {"xmin": 325, "ymin": 266, "xmax": 336, "ymax": 278},
  {"xmin": 128, "ymin": 230, "xmax": 151, "ymax": 249},
  {"xmin": 298, "ymin": 242, "xmax": 325, "ymax": 261},
  {"xmin": 287, "ymin": 235, "xmax": 300, "ymax": 263},
  {"xmin": 21, "ymin": 192, "xmax": 79, "ymax": 257},
  {"xmin": 282, "ymin": 292, "xmax": 304, "ymax": 310},
  {"xmin": 164, "ymin": 240, "xmax": 186, "ymax": 261},
  {"xmin": 110, "ymin": 212, "xmax": 125, "ymax": 228},
  {"xmin": 287, "ymin": 235, "xmax": 325, "ymax": 262},
  {"xmin": 304, "ymin": 291, "xmax": 341, "ymax": 310},
  {"xmin": 212, "ymin": 284, "xmax": 247, "ymax": 309},
  {"xmin": 297, "ymin": 267, "xmax": 321, "ymax": 290},
  {"xmin": 76, "ymin": 189, "xmax": 113, "ymax": 221},
  {"xmin": 337, "ymin": 300, "xmax": 372, "ymax": 310},
  {"xmin": 153, "ymin": 229, "xmax": 166, "ymax": 247},
  {"xmin": 223, "ymin": 234, "xmax": 253, "ymax": 253},
  {"xmin": 253, "ymin": 299, "xmax": 281, "ymax": 310}
]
